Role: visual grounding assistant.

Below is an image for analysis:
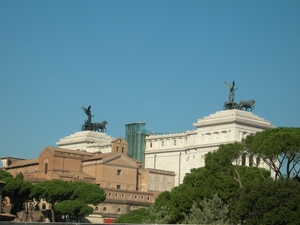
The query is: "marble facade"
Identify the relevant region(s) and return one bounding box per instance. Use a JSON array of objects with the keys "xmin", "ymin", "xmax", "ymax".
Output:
[{"xmin": 145, "ymin": 110, "xmax": 275, "ymax": 186}]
